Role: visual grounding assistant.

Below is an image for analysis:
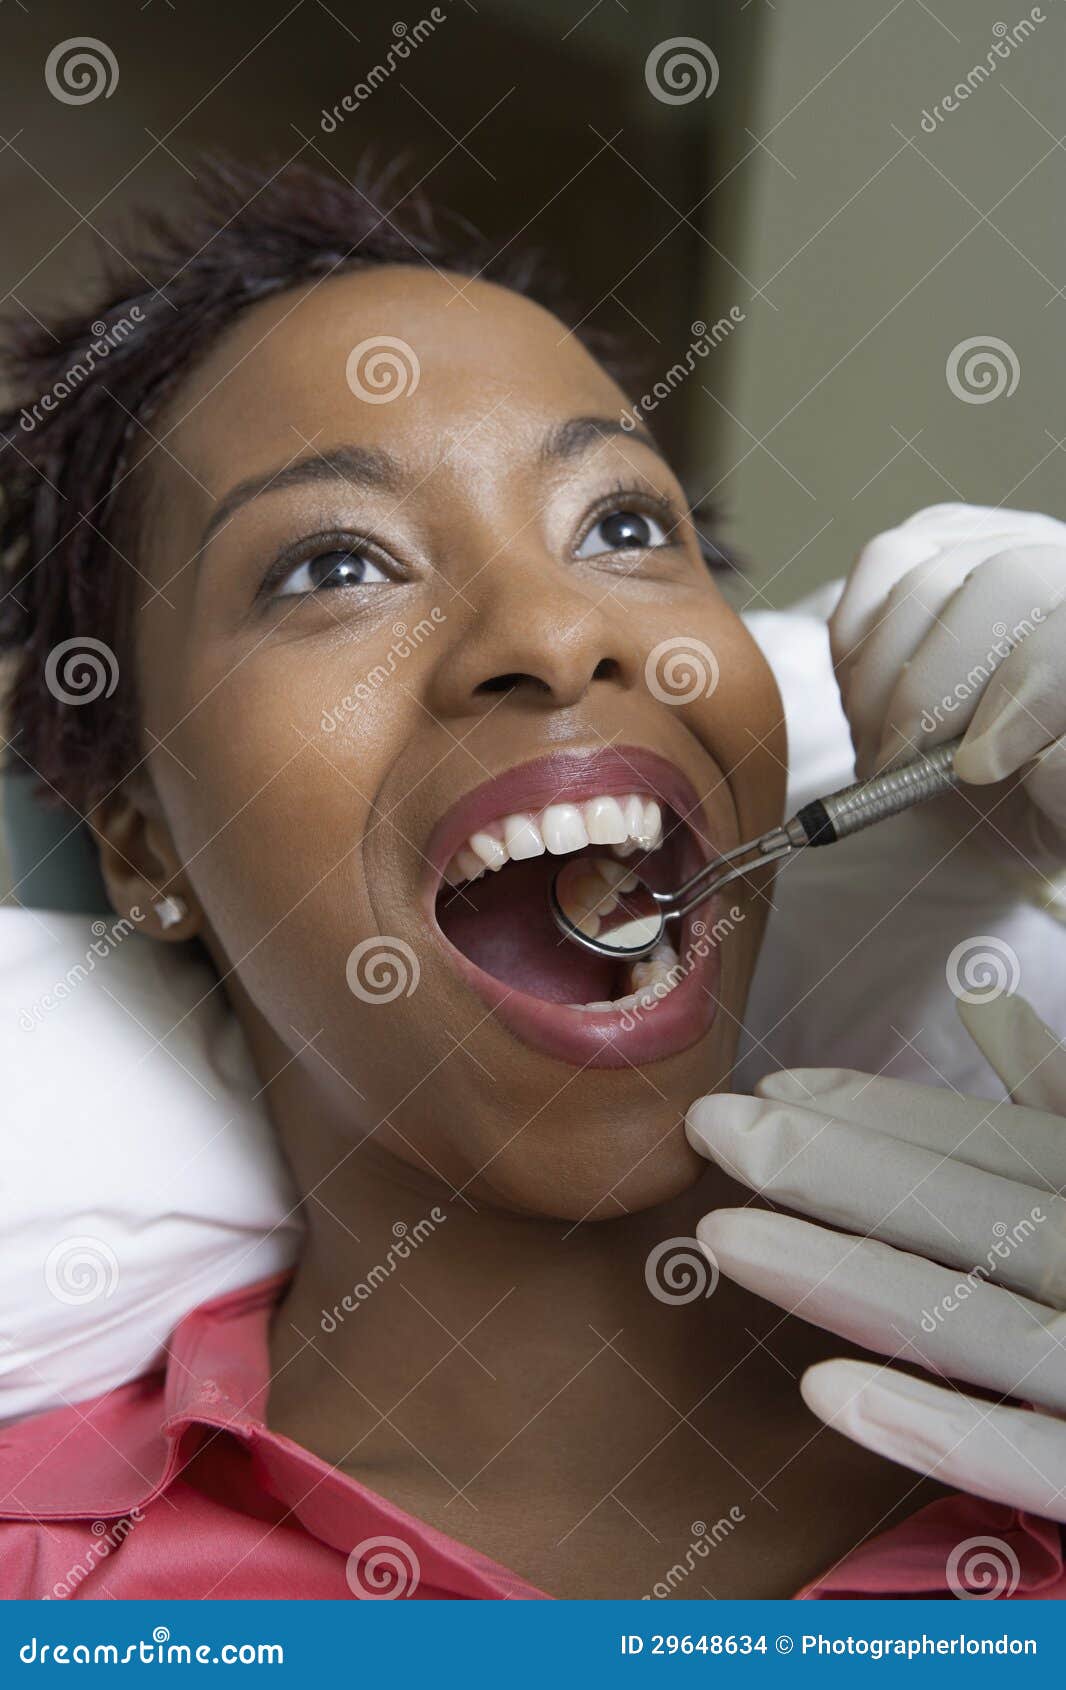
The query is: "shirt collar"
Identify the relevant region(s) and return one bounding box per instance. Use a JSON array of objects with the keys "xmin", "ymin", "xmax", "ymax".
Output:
[
  {"xmin": 0, "ymin": 1271, "xmax": 290, "ymax": 1522},
  {"xmin": 797, "ymin": 1492, "xmax": 1065, "ymax": 1598}
]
